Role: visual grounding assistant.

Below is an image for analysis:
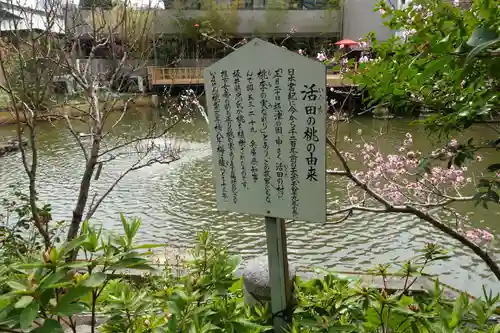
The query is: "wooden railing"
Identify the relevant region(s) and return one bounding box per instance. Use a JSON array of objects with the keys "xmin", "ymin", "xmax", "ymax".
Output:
[
  {"xmin": 148, "ymin": 66, "xmax": 352, "ymax": 86},
  {"xmin": 150, "ymin": 67, "xmax": 204, "ymax": 84}
]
